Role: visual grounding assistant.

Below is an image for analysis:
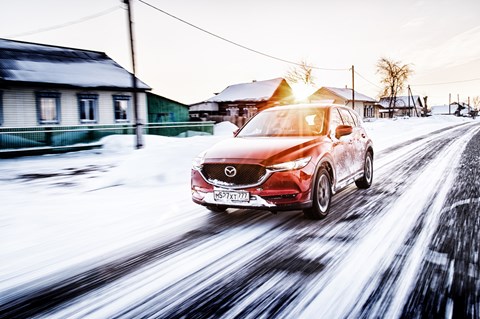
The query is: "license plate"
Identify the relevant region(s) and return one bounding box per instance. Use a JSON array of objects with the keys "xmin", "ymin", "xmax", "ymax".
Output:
[{"xmin": 214, "ymin": 190, "xmax": 250, "ymax": 203}]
